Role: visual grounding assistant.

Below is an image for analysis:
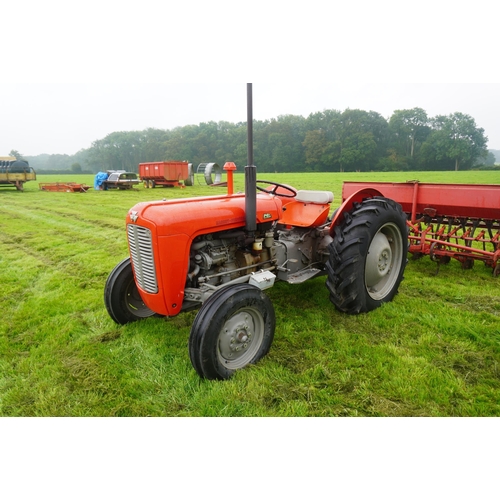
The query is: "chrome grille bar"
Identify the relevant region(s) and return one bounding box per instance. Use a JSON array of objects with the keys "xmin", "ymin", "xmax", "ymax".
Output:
[{"xmin": 127, "ymin": 224, "xmax": 158, "ymax": 294}]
